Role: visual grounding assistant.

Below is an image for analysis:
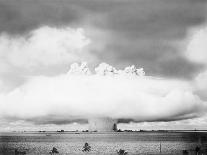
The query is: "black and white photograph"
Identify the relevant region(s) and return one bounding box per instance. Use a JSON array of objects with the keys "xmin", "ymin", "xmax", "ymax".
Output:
[{"xmin": 0, "ymin": 0, "xmax": 207, "ymax": 154}]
